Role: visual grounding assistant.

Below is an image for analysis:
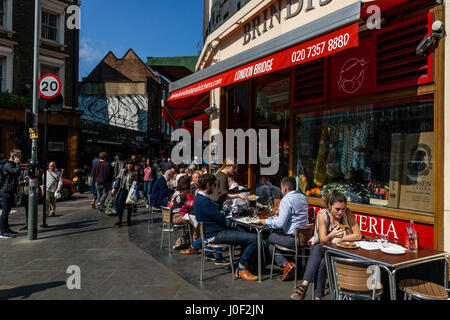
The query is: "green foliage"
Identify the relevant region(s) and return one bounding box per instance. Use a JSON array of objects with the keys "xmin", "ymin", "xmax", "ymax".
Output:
[{"xmin": 0, "ymin": 91, "xmax": 32, "ymax": 109}]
